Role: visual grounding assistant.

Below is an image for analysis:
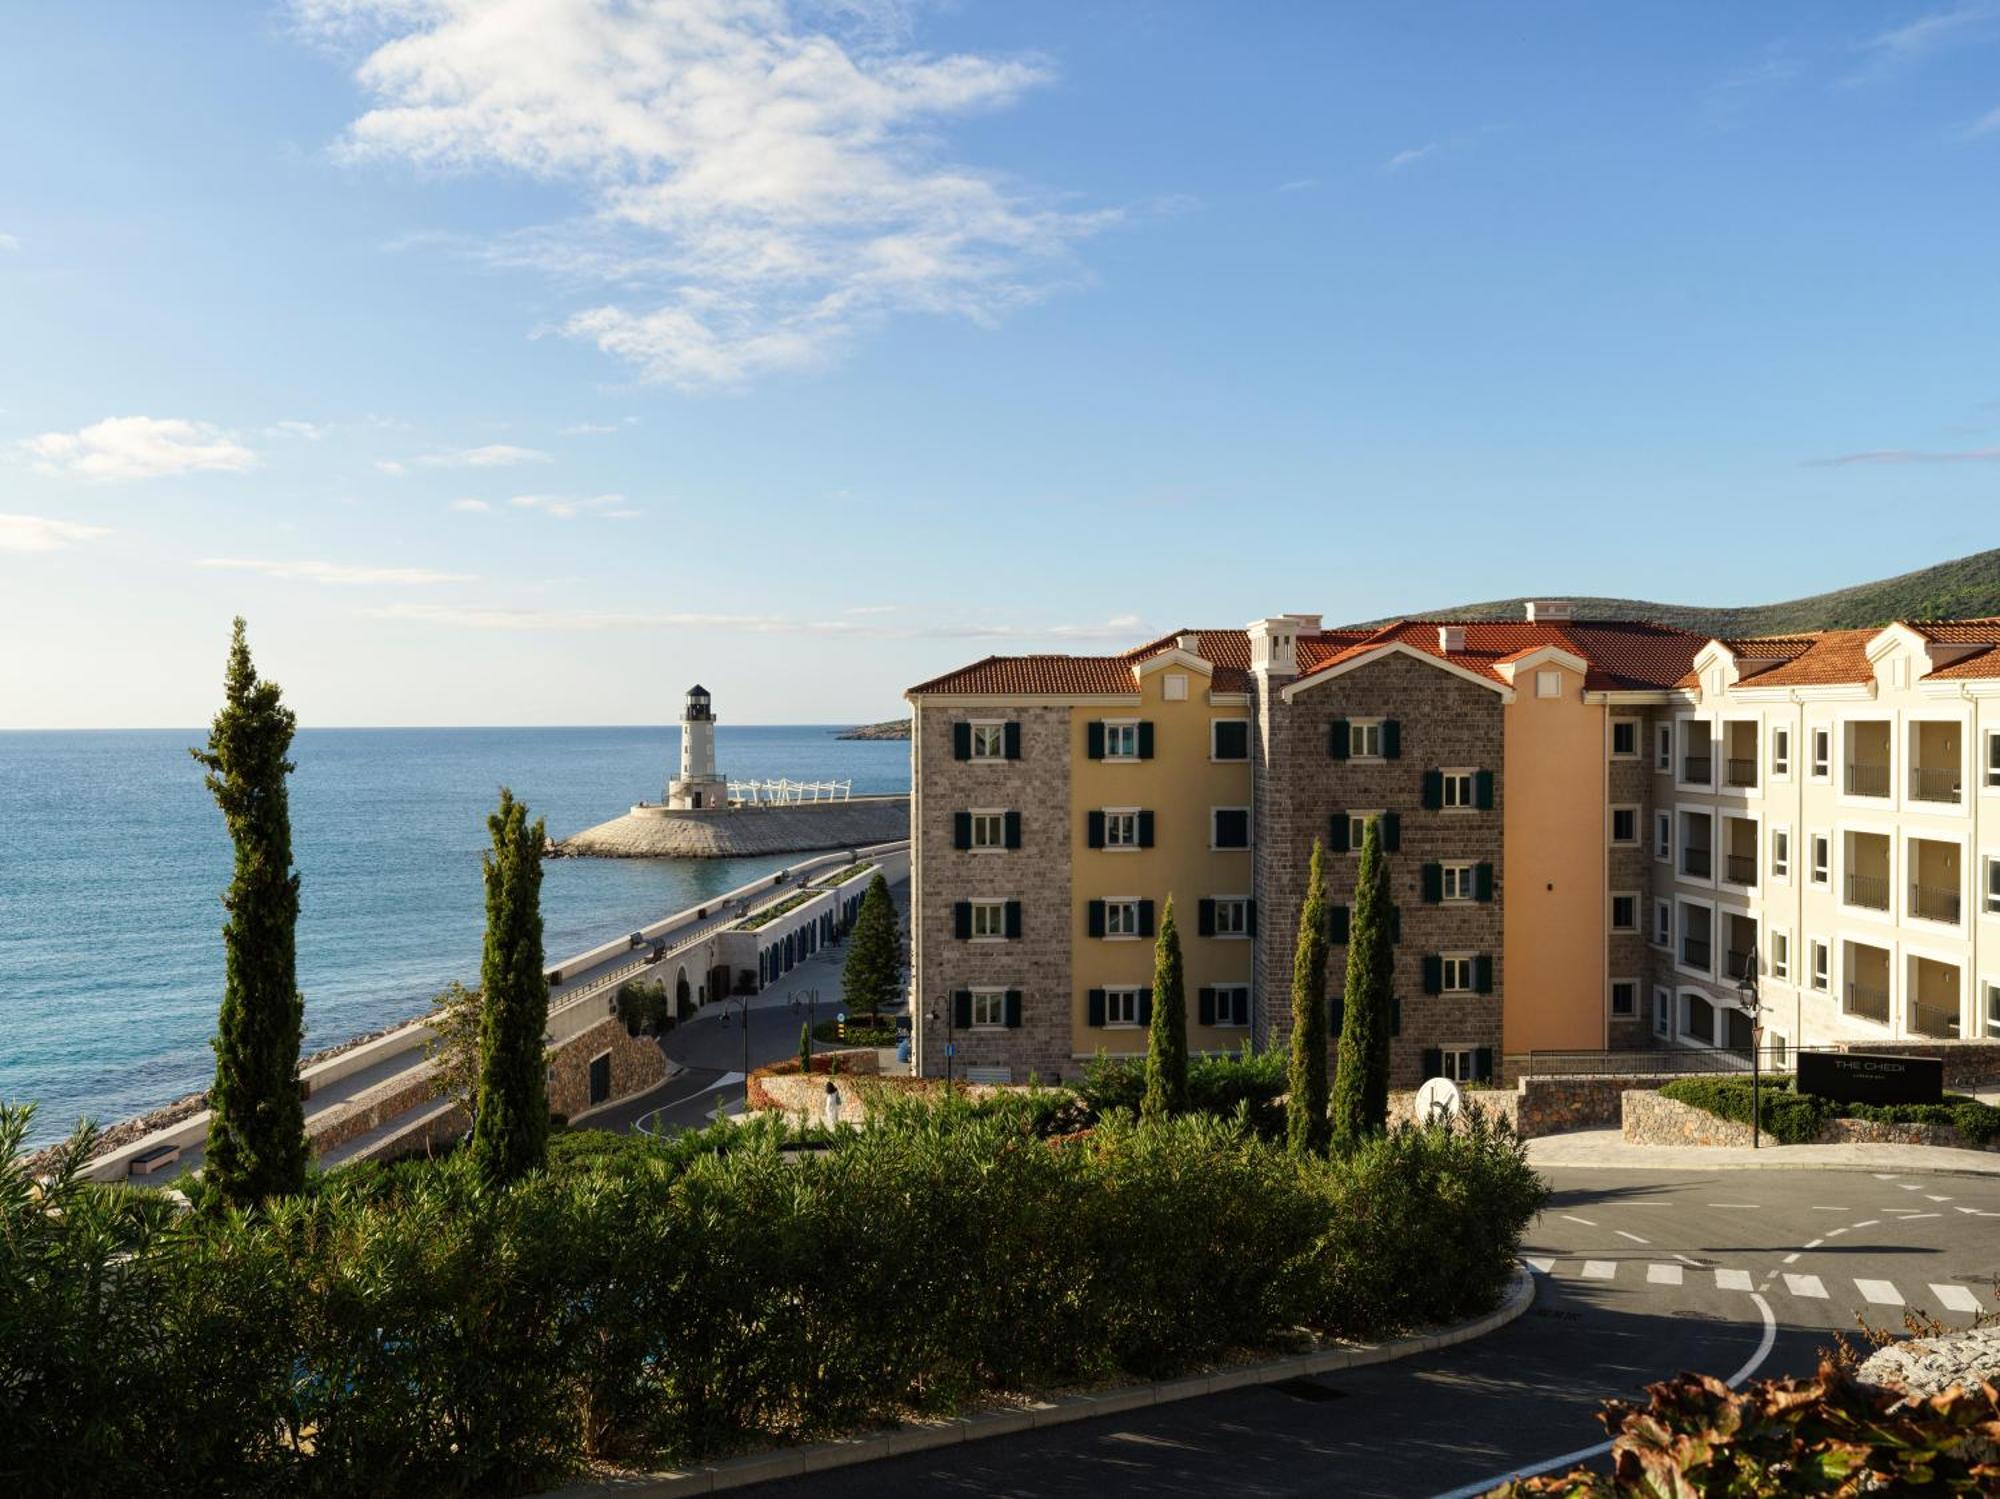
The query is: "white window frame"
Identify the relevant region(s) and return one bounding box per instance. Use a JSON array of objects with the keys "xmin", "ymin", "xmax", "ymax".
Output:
[
  {"xmin": 1655, "ymin": 722, "xmax": 1673, "ymax": 773},
  {"xmin": 1609, "ymin": 891, "xmax": 1639, "ymax": 933},
  {"xmin": 1653, "ymin": 810, "xmax": 1673, "ymax": 863},
  {"xmin": 1104, "ymin": 987, "xmax": 1143, "ymax": 1028},
  {"xmin": 1210, "ymin": 717, "xmax": 1250, "ymax": 762},
  {"xmin": 1680, "ymin": 989, "xmax": 1717, "ymax": 1047},
  {"xmin": 1609, "ymin": 804, "xmax": 1640, "ymax": 846},
  {"xmin": 1677, "ymin": 715, "xmax": 1715, "ymax": 790},
  {"xmin": 1986, "ymin": 855, "xmax": 2000, "ymax": 917},
  {"xmin": 1103, "ymin": 898, "xmax": 1143, "ymax": 939},
  {"xmin": 1651, "ymin": 898, "xmax": 1672, "ymax": 950},
  {"xmin": 1439, "ymin": 1045, "xmax": 1481, "ymax": 1081},
  {"xmin": 1210, "ymin": 984, "xmax": 1250, "ymax": 1027},
  {"xmin": 1652, "ymin": 985, "xmax": 1671, "ymax": 1036},
  {"xmin": 1985, "ymin": 730, "xmax": 2000, "ymax": 792},
  {"xmin": 969, "ymin": 987, "xmax": 1008, "ymax": 1029},
  {"xmin": 1809, "ymin": 725, "xmax": 1831, "ymax": 781},
  {"xmin": 1347, "ymin": 809, "xmax": 1384, "ymax": 850},
  {"xmin": 1441, "ymin": 768, "xmax": 1476, "ymax": 811},
  {"xmin": 1210, "ymin": 806, "xmax": 1252, "ymax": 851},
  {"xmin": 969, "ymin": 721, "xmax": 1007, "ymax": 762},
  {"xmin": 1769, "ymin": 928, "xmax": 1791, "ymax": 983},
  {"xmin": 1610, "ymin": 718, "xmax": 1640, "ymax": 759},
  {"xmin": 1102, "ymin": 719, "xmax": 1140, "ymax": 762},
  {"xmin": 1986, "ymin": 979, "xmax": 2000, "ymax": 1040},
  {"xmin": 1676, "ymin": 895, "xmax": 1715, "ymax": 979},
  {"xmin": 1809, "ymin": 830, "xmax": 1830, "ymax": 887},
  {"xmin": 969, "ymin": 898, "xmax": 1008, "ymax": 941},
  {"xmin": 1770, "ymin": 825, "xmax": 1790, "ymax": 882},
  {"xmin": 1609, "ymin": 978, "xmax": 1638, "ymax": 1017},
  {"xmin": 1810, "ymin": 938, "xmax": 1830, "ymax": 992},
  {"xmin": 1441, "ymin": 861, "xmax": 1478, "ymax": 903},
  {"xmin": 1211, "ymin": 896, "xmax": 1251, "ymax": 938},
  {"xmin": 970, "ymin": 809, "xmax": 1006, "ymax": 850},
  {"xmin": 1349, "ymin": 718, "xmax": 1386, "ymax": 761},
  {"xmin": 1440, "ymin": 953, "xmax": 1477, "ymax": 994},
  {"xmin": 1770, "ymin": 725, "xmax": 1791, "ymax": 780},
  {"xmin": 1102, "ymin": 807, "xmax": 1140, "ymax": 850}
]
